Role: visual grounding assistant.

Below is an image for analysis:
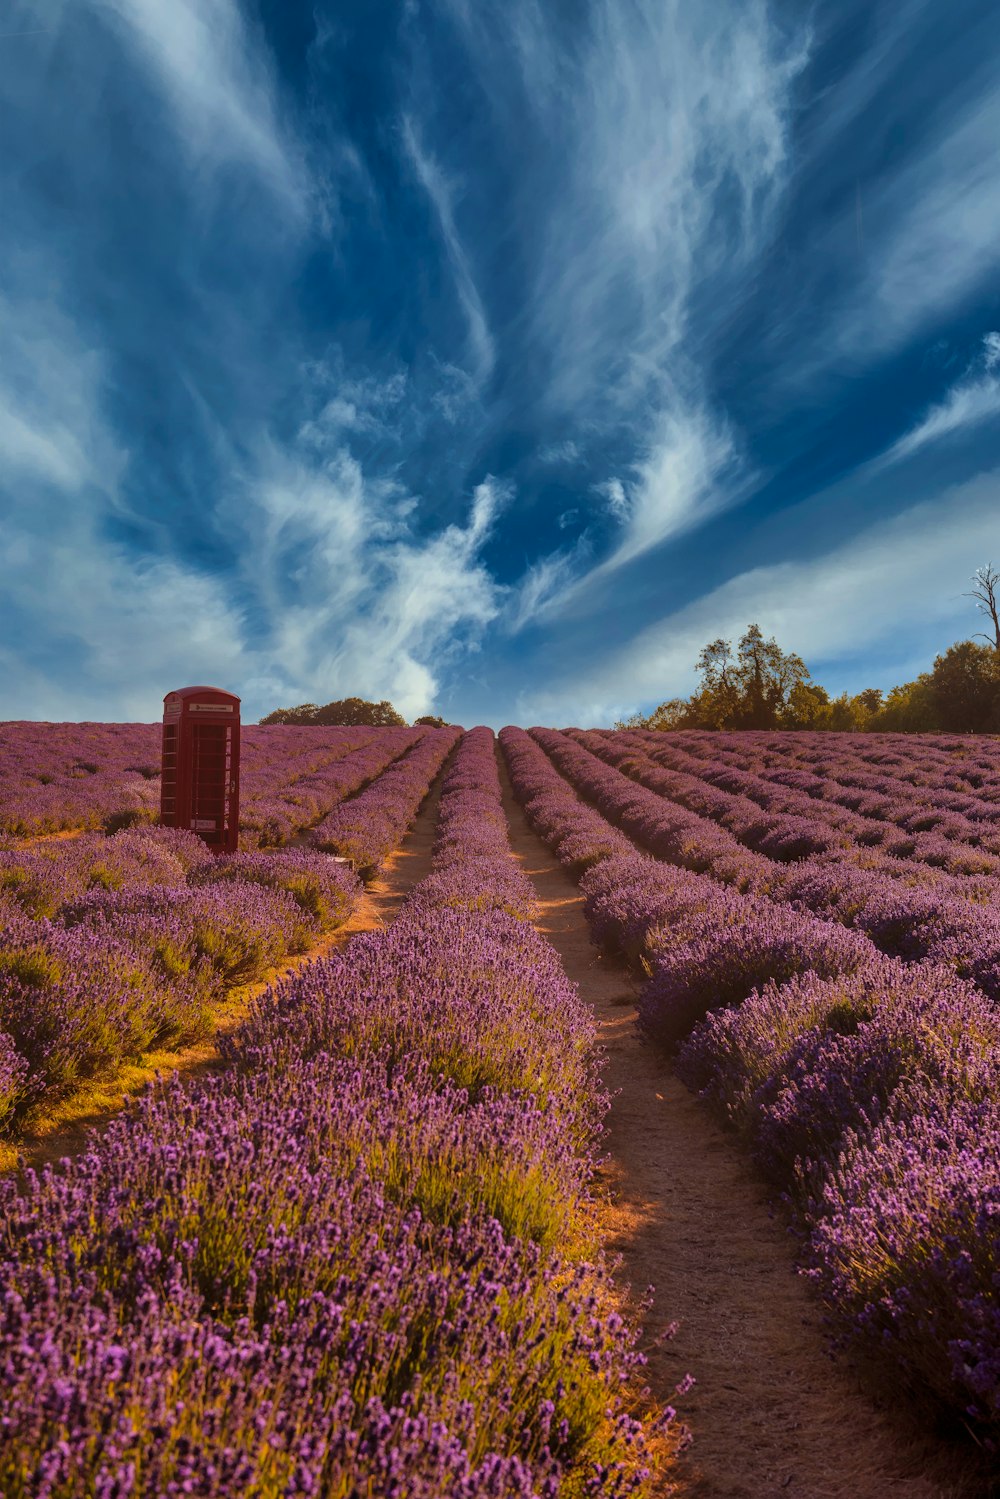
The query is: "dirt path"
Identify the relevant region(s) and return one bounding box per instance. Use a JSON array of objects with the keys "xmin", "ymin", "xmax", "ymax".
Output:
[
  {"xmin": 497, "ymin": 751, "xmax": 982, "ymax": 1499},
  {"xmin": 11, "ymin": 827, "xmax": 86, "ymax": 846},
  {"xmin": 9, "ymin": 785, "xmax": 442, "ymax": 1176}
]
